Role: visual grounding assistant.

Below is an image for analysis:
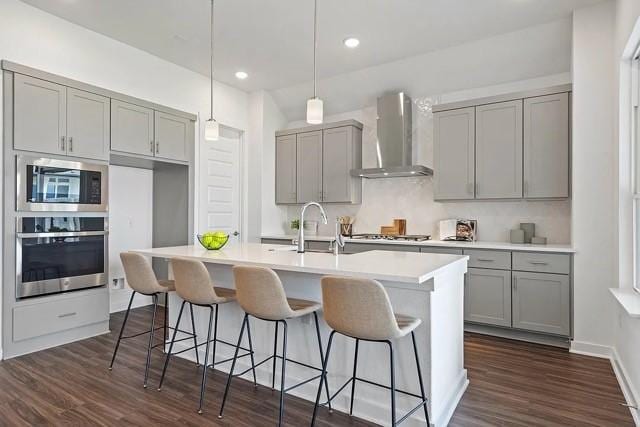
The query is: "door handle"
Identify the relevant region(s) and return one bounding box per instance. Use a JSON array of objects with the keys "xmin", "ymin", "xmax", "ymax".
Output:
[
  {"xmin": 513, "ymin": 277, "xmax": 517, "ymax": 291},
  {"xmin": 476, "ymin": 258, "xmax": 494, "ymax": 262},
  {"xmin": 150, "ymin": 140, "xmax": 154, "ymax": 153},
  {"xmin": 232, "ymin": 231, "xmax": 239, "ymax": 236},
  {"xmin": 68, "ymin": 136, "xmax": 73, "ymax": 152},
  {"xmin": 156, "ymin": 141, "xmax": 160, "ymax": 154},
  {"xmin": 529, "ymin": 261, "xmax": 549, "ymax": 265},
  {"xmin": 61, "ymin": 136, "xmax": 66, "ymax": 152},
  {"xmin": 58, "ymin": 312, "xmax": 77, "ymax": 318}
]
